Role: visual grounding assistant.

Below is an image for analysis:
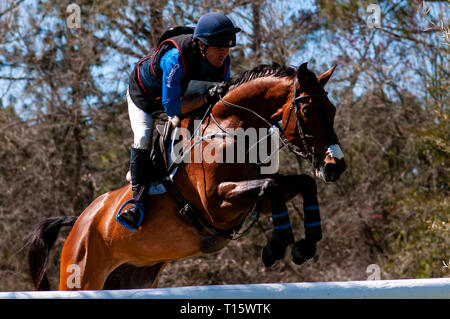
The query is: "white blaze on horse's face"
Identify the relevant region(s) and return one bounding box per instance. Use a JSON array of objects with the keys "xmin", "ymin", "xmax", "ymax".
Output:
[{"xmin": 327, "ymin": 144, "xmax": 345, "ymax": 160}]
